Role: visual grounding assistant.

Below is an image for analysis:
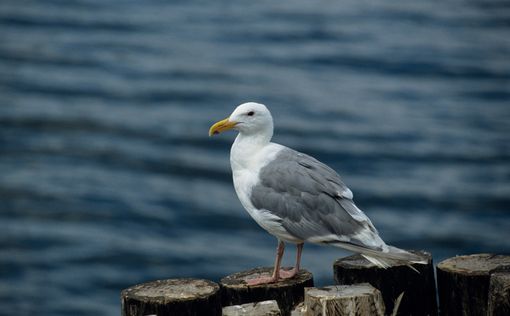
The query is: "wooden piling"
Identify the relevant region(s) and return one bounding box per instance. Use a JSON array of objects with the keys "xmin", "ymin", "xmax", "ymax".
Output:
[
  {"xmin": 220, "ymin": 267, "xmax": 314, "ymax": 316},
  {"xmin": 333, "ymin": 250, "xmax": 436, "ymax": 316},
  {"xmin": 437, "ymin": 254, "xmax": 510, "ymax": 316},
  {"xmin": 303, "ymin": 283, "xmax": 385, "ymax": 316},
  {"xmin": 121, "ymin": 278, "xmax": 221, "ymax": 316},
  {"xmin": 488, "ymin": 272, "xmax": 510, "ymax": 316},
  {"xmin": 222, "ymin": 300, "xmax": 282, "ymax": 316}
]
